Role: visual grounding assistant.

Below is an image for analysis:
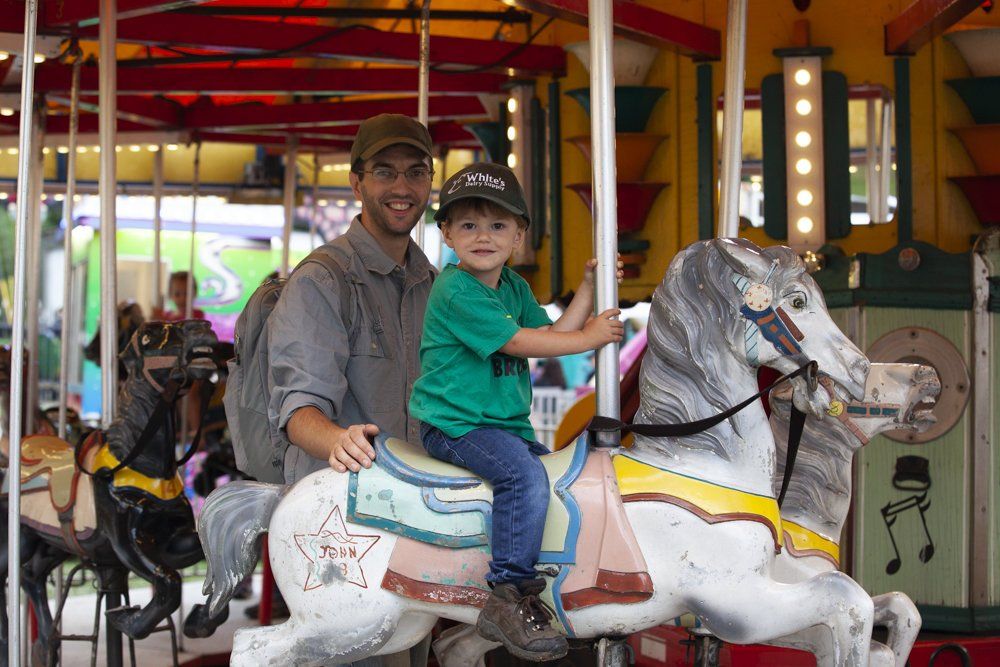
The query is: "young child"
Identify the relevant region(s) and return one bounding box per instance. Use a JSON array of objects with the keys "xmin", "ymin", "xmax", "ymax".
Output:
[
  {"xmin": 154, "ymin": 271, "xmax": 205, "ymax": 321},
  {"xmin": 409, "ymin": 163, "xmax": 623, "ymax": 661}
]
